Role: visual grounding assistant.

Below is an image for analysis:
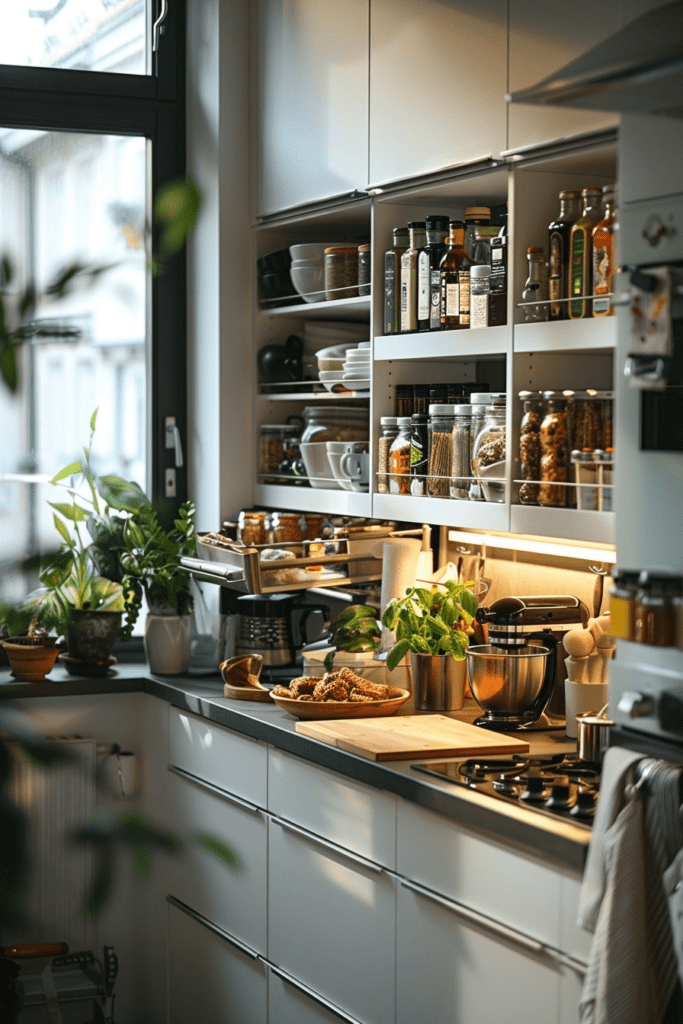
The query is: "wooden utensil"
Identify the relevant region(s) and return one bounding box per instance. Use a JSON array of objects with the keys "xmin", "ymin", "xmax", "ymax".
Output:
[{"xmin": 221, "ymin": 655, "xmax": 271, "ymax": 701}]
